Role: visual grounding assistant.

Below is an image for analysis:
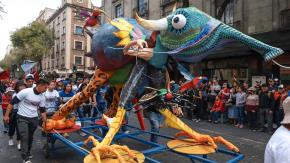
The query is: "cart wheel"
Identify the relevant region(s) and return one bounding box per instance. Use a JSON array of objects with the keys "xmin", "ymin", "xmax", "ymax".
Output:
[{"xmin": 43, "ymin": 144, "xmax": 50, "ymax": 158}]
